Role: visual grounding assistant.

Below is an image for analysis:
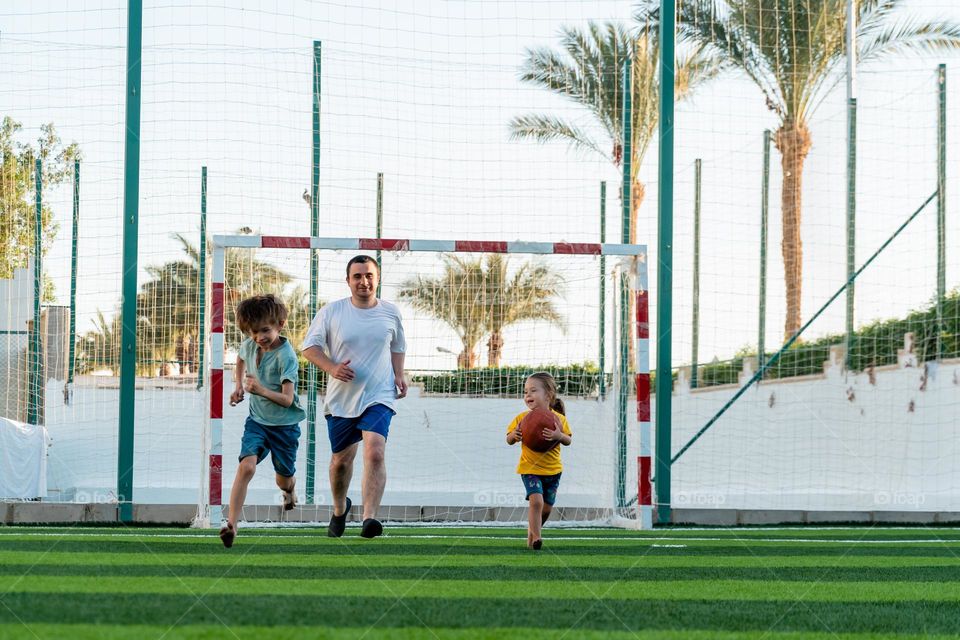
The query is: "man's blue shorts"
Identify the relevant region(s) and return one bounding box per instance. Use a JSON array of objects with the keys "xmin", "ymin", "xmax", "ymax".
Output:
[
  {"xmin": 521, "ymin": 473, "xmax": 562, "ymax": 506},
  {"xmin": 239, "ymin": 416, "xmax": 301, "ymax": 478},
  {"xmin": 326, "ymin": 403, "xmax": 394, "ymax": 454}
]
